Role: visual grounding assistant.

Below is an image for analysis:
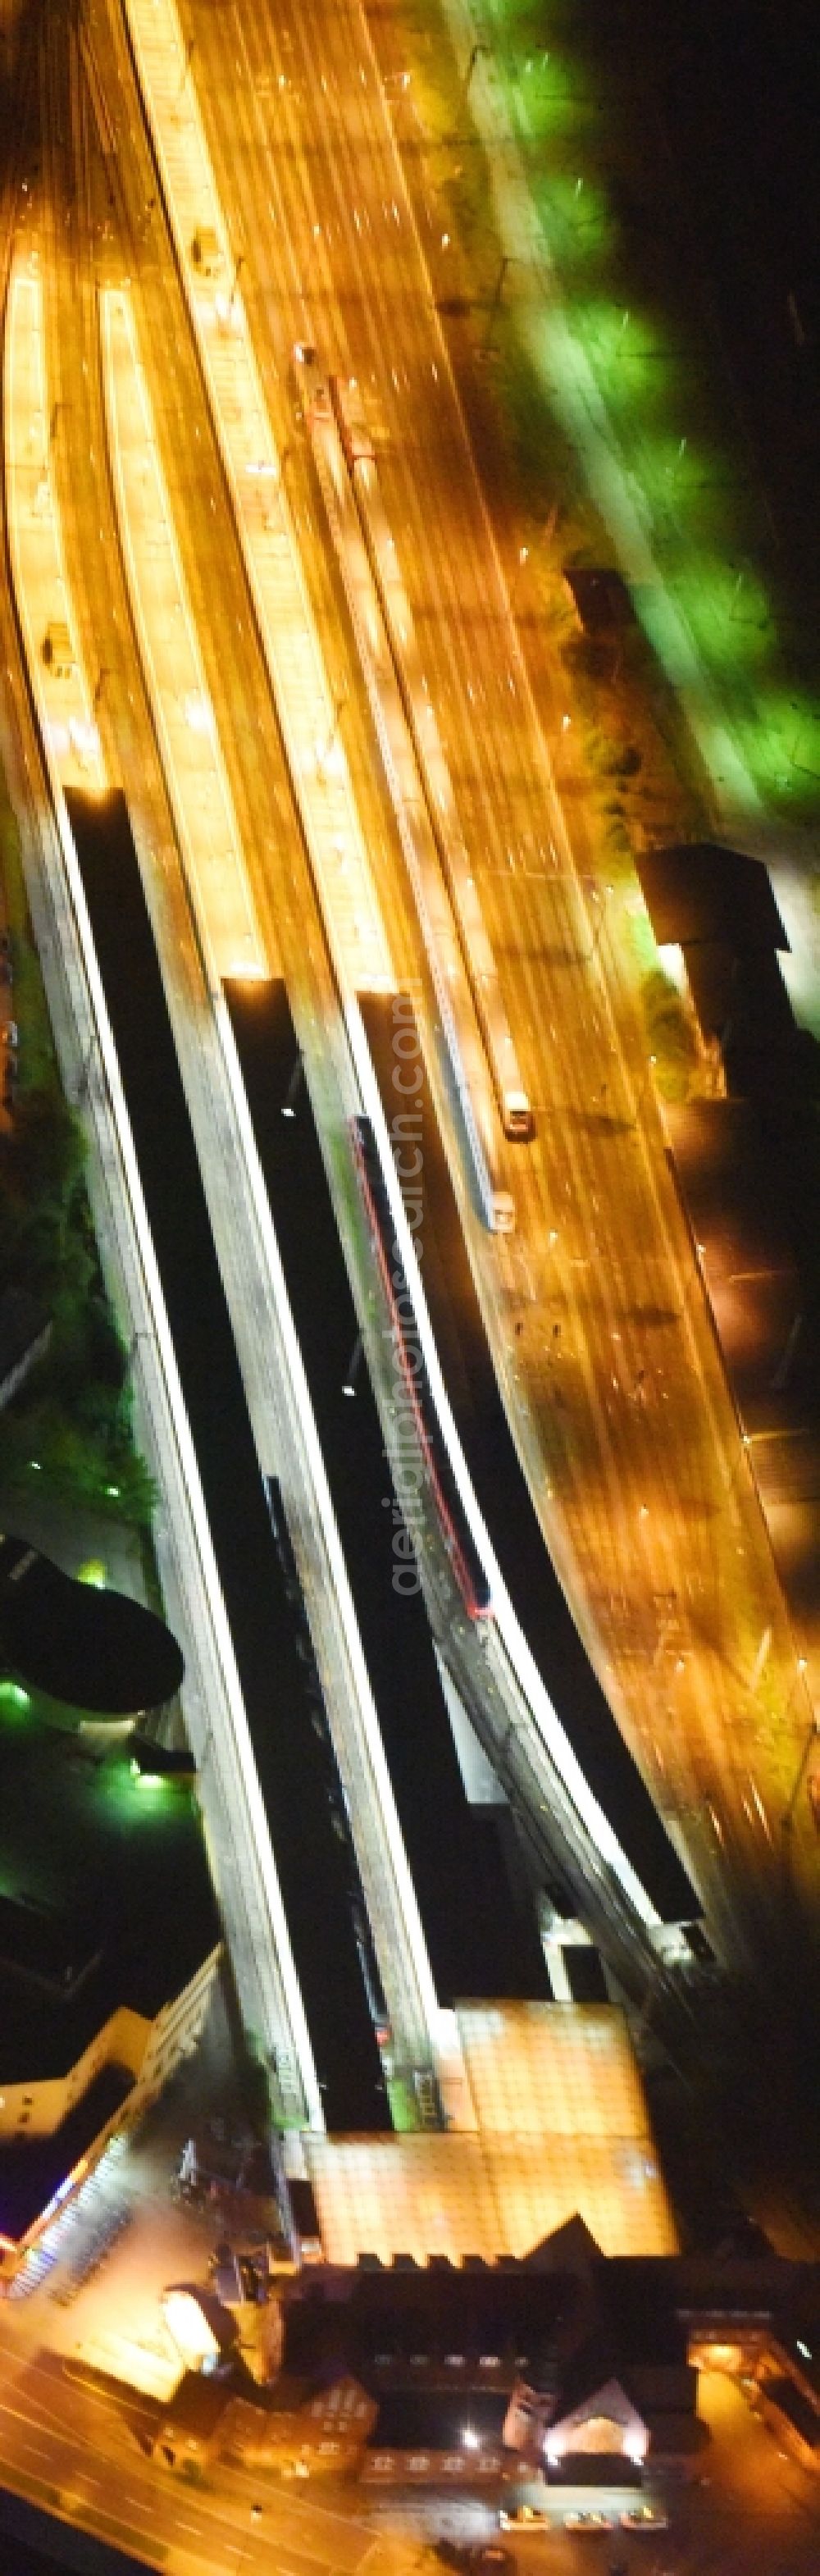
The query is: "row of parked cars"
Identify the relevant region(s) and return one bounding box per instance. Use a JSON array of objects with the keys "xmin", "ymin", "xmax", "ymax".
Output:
[{"xmin": 499, "ymin": 2502, "xmax": 669, "ymax": 2535}]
